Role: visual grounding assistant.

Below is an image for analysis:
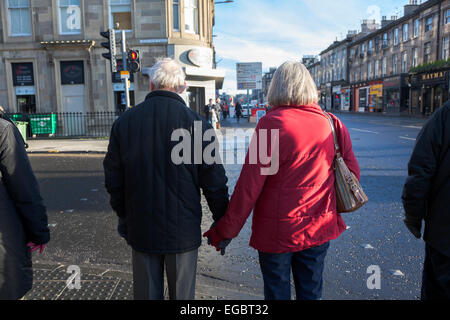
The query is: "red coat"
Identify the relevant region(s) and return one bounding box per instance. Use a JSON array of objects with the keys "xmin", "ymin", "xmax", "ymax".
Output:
[{"xmin": 216, "ymin": 103, "xmax": 360, "ymax": 253}]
